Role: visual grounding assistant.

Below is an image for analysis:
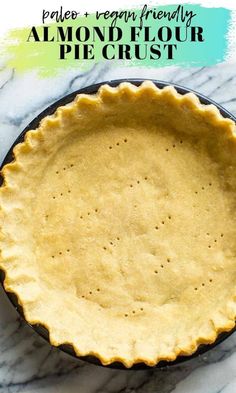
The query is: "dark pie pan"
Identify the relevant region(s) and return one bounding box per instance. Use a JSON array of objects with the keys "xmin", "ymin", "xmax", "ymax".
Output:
[{"xmin": 0, "ymin": 79, "xmax": 235, "ymax": 370}]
